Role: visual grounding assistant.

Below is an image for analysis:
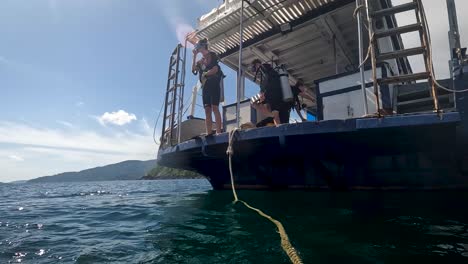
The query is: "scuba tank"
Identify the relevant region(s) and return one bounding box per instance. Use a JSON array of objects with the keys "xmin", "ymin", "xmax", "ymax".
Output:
[{"xmin": 276, "ymin": 65, "xmax": 294, "ymax": 102}]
